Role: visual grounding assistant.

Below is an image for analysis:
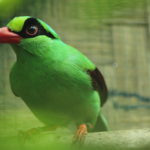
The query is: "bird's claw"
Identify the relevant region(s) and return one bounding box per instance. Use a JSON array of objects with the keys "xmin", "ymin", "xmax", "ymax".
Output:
[{"xmin": 73, "ymin": 124, "xmax": 87, "ymax": 145}]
